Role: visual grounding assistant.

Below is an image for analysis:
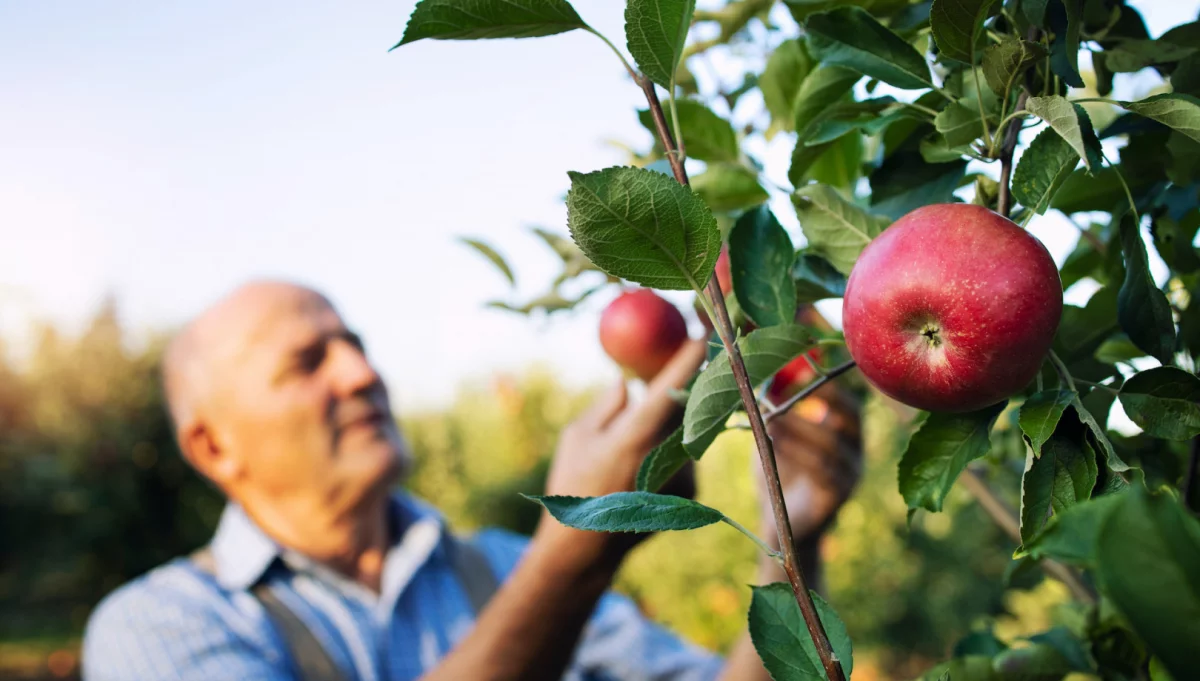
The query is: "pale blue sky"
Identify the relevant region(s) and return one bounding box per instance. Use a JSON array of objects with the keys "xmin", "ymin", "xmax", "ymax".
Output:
[{"xmin": 1, "ymin": 0, "xmax": 1193, "ymax": 410}]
